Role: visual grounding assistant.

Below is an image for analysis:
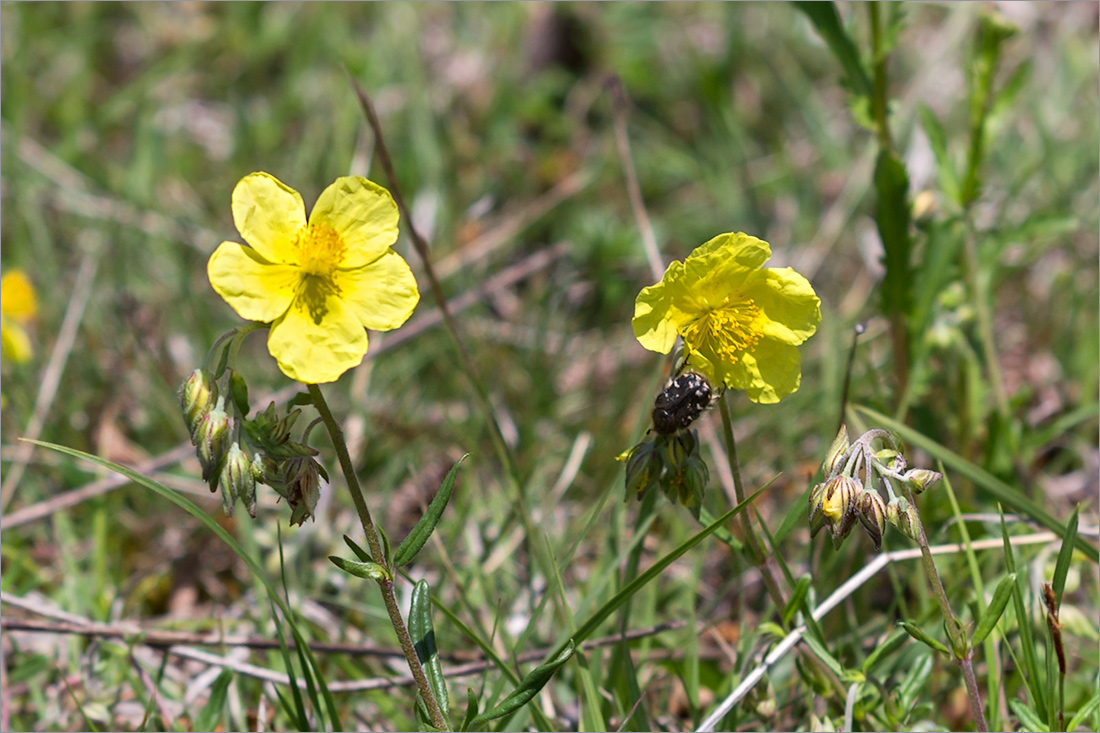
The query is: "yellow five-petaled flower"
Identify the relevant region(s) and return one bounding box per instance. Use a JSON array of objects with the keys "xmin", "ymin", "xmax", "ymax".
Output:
[
  {"xmin": 633, "ymin": 232, "xmax": 820, "ymax": 404},
  {"xmin": 208, "ymin": 172, "xmax": 420, "ymax": 384}
]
